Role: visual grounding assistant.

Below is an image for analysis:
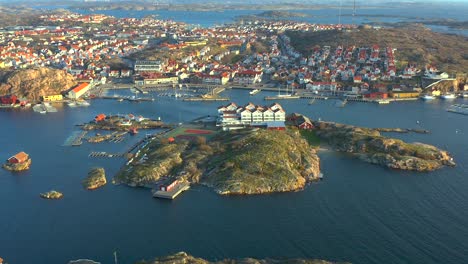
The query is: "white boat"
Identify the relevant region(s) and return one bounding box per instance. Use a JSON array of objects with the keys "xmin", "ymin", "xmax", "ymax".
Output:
[
  {"xmin": 77, "ymin": 100, "xmax": 90, "ymax": 106},
  {"xmin": 421, "ymin": 95, "xmax": 435, "ymax": 100},
  {"xmin": 67, "ymin": 101, "xmax": 77, "ymax": 107},
  {"xmin": 462, "ymin": 92, "xmax": 468, "ymax": 98},
  {"xmin": 441, "ymin": 93, "xmax": 456, "ymax": 99},
  {"xmin": 249, "ymin": 89, "xmax": 260, "ymax": 95}
]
